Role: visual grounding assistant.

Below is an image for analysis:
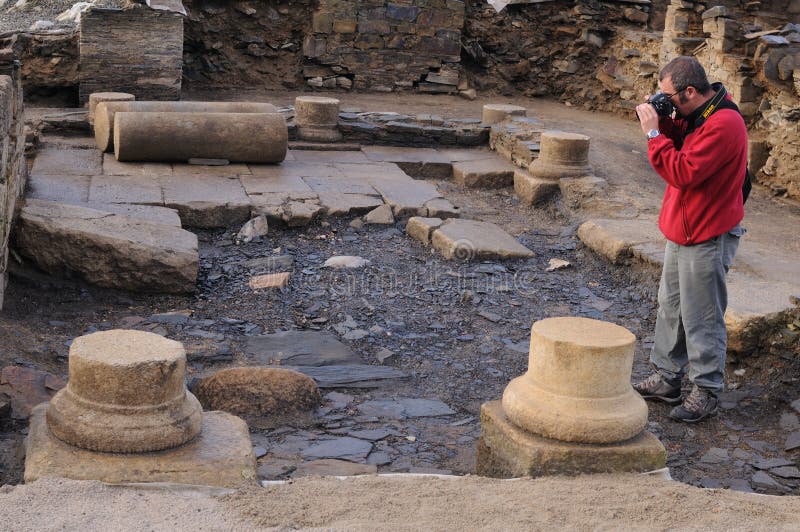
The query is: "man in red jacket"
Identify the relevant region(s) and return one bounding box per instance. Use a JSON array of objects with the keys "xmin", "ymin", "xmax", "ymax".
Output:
[{"xmin": 633, "ymin": 56, "xmax": 747, "ymax": 423}]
